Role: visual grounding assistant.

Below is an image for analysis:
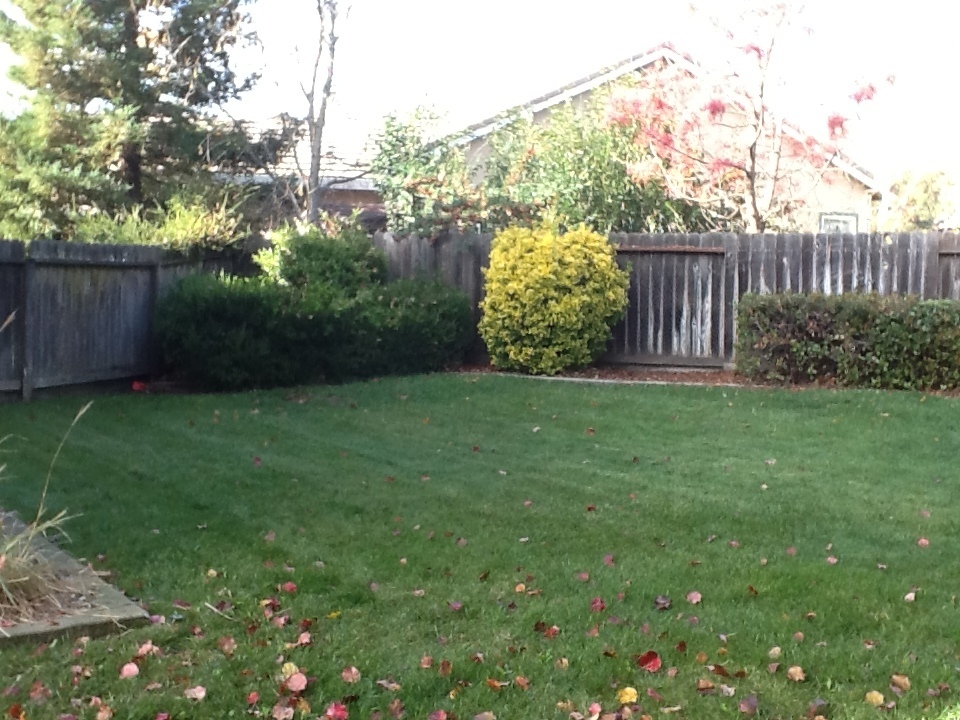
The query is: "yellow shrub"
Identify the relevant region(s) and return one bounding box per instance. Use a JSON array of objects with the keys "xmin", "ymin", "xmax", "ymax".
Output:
[{"xmin": 479, "ymin": 224, "xmax": 628, "ymax": 375}]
